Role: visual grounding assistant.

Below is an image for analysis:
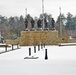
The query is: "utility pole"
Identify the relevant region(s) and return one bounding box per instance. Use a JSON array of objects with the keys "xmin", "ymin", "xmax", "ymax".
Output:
[
  {"xmin": 59, "ymin": 7, "xmax": 62, "ymax": 37},
  {"xmin": 42, "ymin": 0, "xmax": 45, "ymax": 30}
]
